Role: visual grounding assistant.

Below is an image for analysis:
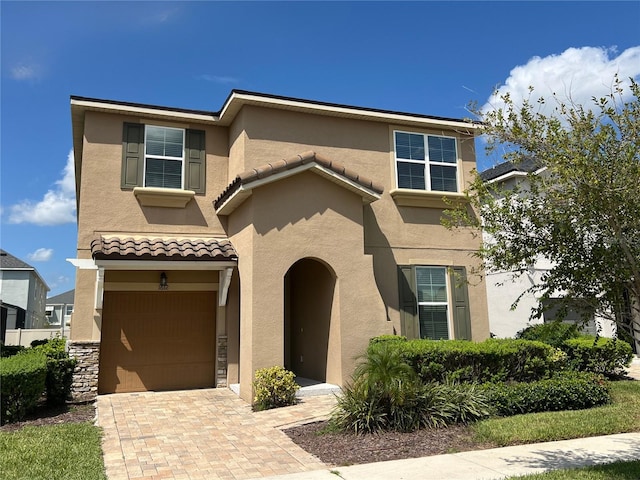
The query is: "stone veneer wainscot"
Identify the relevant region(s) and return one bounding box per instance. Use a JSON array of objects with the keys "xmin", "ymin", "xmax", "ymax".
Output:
[{"xmin": 68, "ymin": 341, "xmax": 100, "ymax": 400}]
